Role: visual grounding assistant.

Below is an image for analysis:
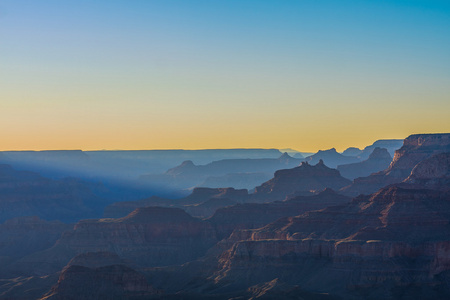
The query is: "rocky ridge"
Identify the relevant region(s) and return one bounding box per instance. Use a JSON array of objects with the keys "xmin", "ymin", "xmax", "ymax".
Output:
[{"xmin": 337, "ymin": 147, "xmax": 392, "ymax": 180}]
